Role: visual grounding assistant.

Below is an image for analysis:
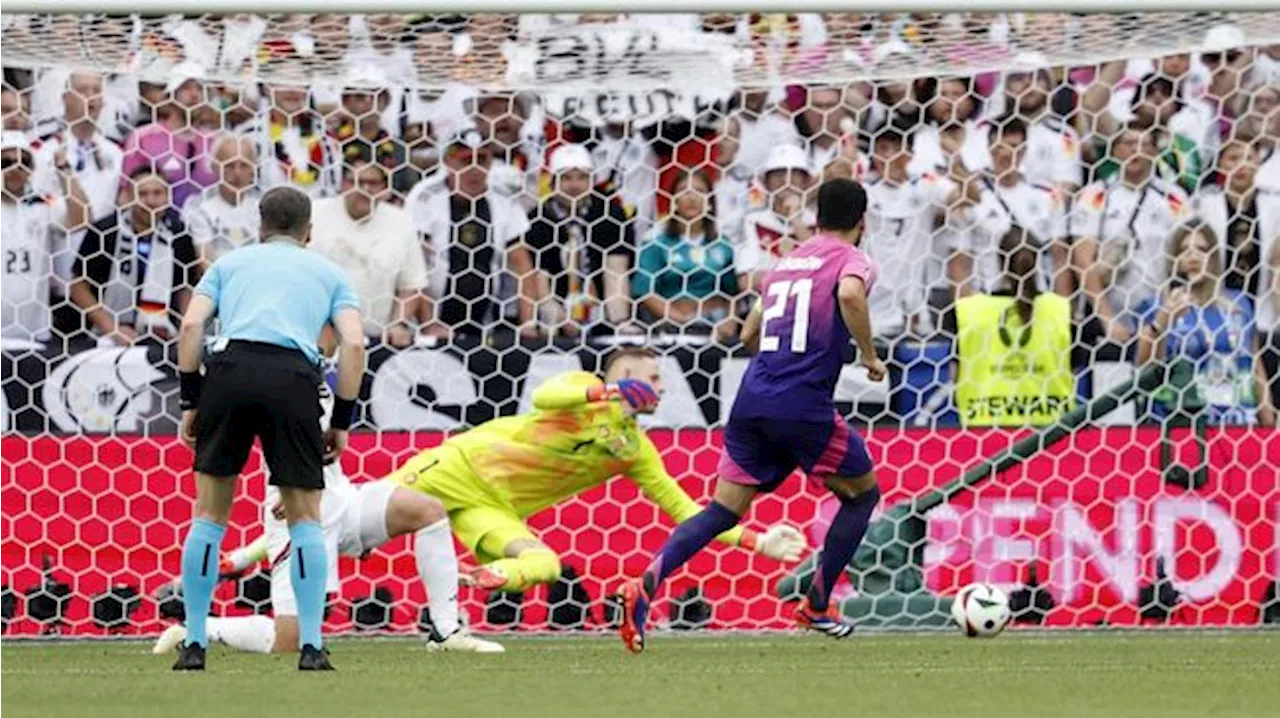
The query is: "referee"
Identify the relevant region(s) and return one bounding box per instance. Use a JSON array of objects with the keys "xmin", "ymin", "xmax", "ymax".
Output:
[{"xmin": 172, "ymin": 186, "xmax": 364, "ymax": 672}]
